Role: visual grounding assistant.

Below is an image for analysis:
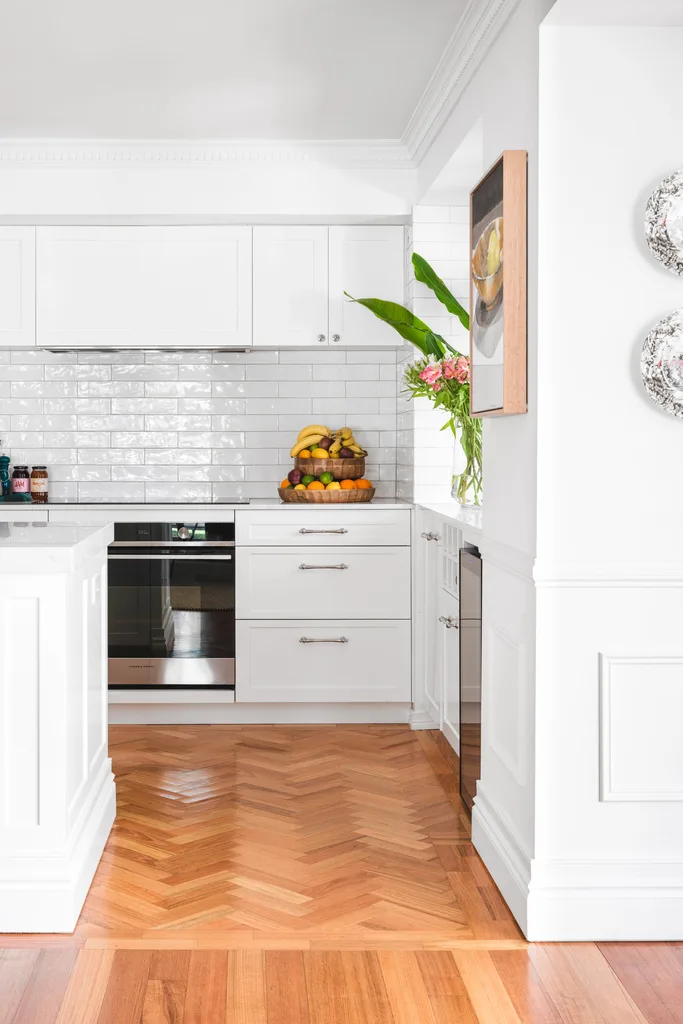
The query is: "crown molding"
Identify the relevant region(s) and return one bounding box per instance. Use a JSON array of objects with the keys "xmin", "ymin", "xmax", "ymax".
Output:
[
  {"xmin": 403, "ymin": 0, "xmax": 521, "ymax": 163},
  {"xmin": 0, "ymin": 138, "xmax": 414, "ymax": 171}
]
